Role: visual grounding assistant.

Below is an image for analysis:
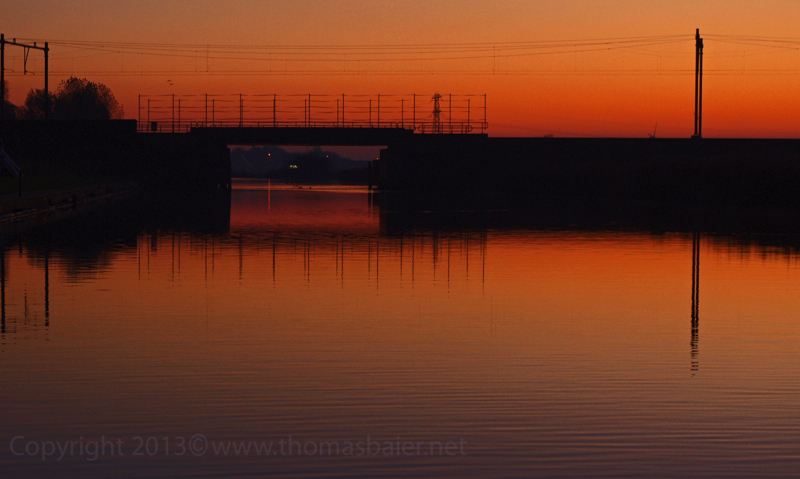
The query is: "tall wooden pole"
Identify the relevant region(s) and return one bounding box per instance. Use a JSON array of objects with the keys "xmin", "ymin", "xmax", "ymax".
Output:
[
  {"xmin": 1, "ymin": 34, "xmax": 5, "ymax": 122},
  {"xmin": 44, "ymin": 42, "xmax": 48, "ymax": 119},
  {"xmin": 694, "ymin": 29, "xmax": 704, "ymax": 138}
]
